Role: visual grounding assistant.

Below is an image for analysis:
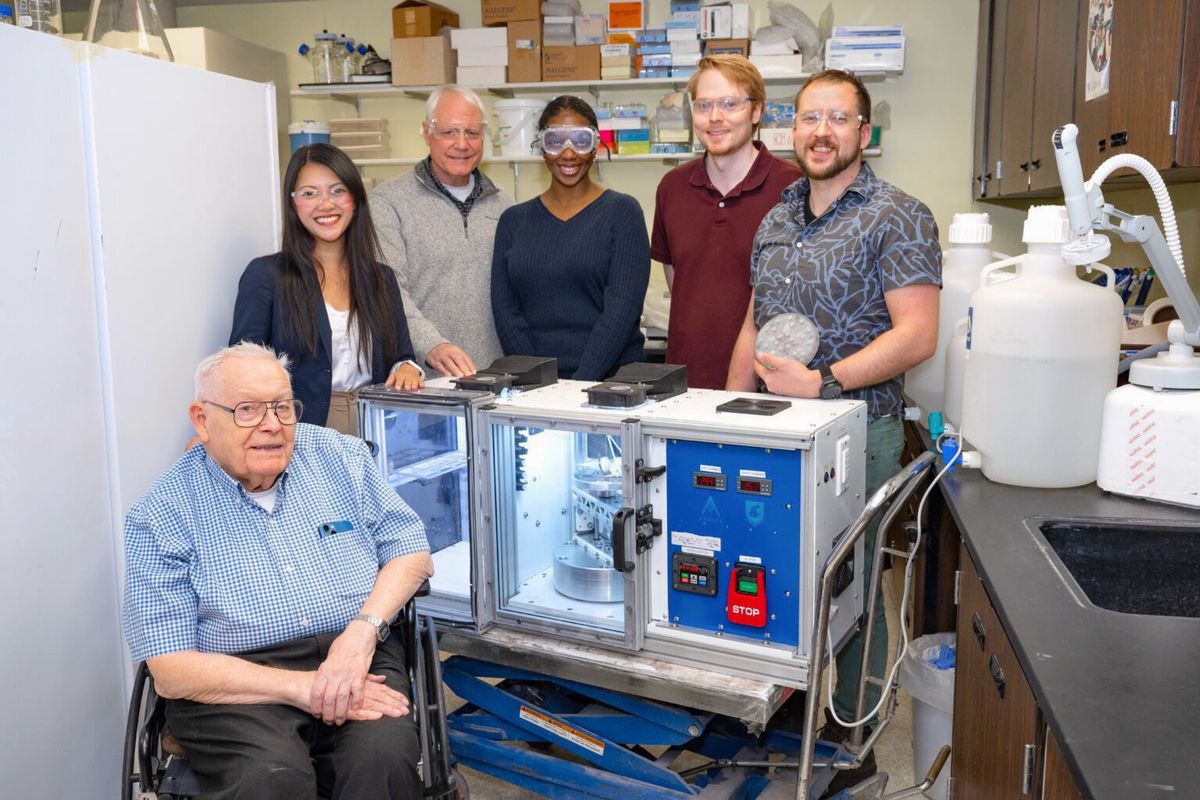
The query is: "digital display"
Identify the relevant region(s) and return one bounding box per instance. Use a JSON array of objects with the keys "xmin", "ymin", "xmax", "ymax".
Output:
[
  {"xmin": 692, "ymin": 471, "xmax": 726, "ymax": 491},
  {"xmin": 695, "ymin": 474, "xmax": 718, "ymax": 488},
  {"xmin": 739, "ymin": 478, "xmax": 762, "ymax": 492}
]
